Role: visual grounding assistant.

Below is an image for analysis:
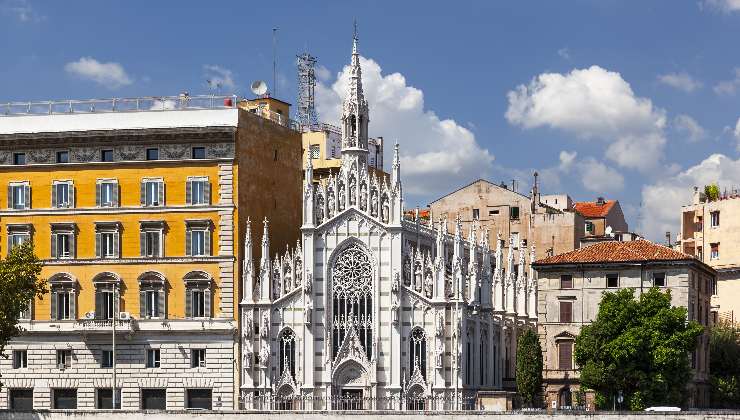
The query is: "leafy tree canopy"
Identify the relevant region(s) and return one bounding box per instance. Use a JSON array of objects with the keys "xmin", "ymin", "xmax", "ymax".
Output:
[
  {"xmin": 704, "ymin": 184, "xmax": 720, "ymax": 202},
  {"xmin": 0, "ymin": 243, "xmax": 46, "ymax": 362},
  {"xmin": 574, "ymin": 288, "xmax": 703, "ymax": 410},
  {"xmin": 709, "ymin": 323, "xmax": 740, "ymax": 407},
  {"xmin": 516, "ymin": 328, "xmax": 543, "ymax": 407}
]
